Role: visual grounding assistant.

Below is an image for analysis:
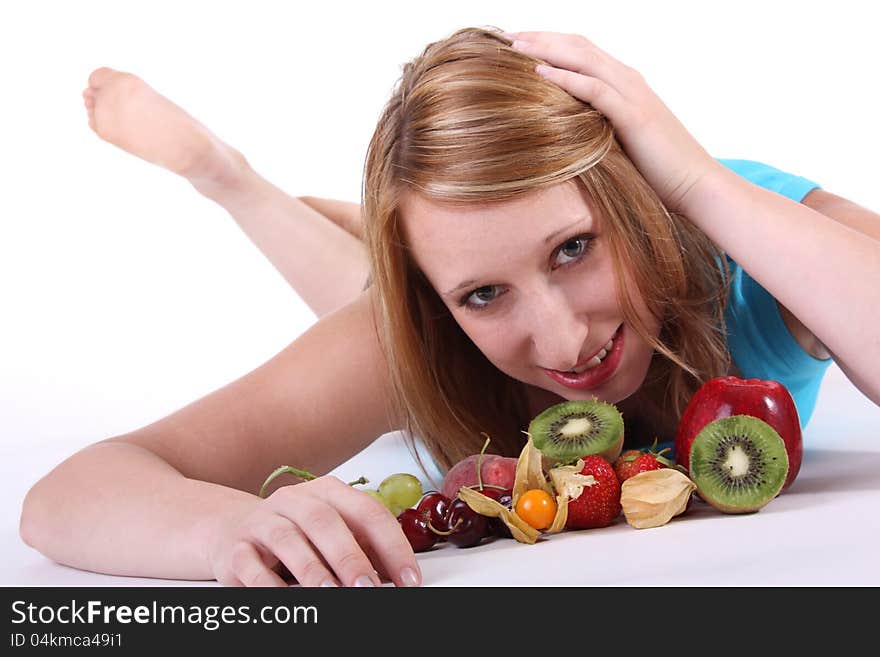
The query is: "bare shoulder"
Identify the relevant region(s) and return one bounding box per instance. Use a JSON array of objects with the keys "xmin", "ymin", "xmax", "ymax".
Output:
[{"xmin": 107, "ymin": 288, "xmax": 400, "ymax": 494}]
